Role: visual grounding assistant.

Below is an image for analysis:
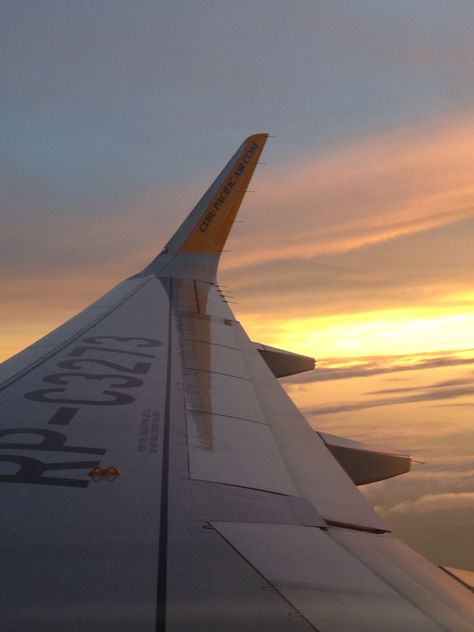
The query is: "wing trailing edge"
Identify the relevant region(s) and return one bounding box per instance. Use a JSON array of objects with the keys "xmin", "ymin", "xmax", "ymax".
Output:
[{"xmin": 143, "ymin": 133, "xmax": 268, "ymax": 282}]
